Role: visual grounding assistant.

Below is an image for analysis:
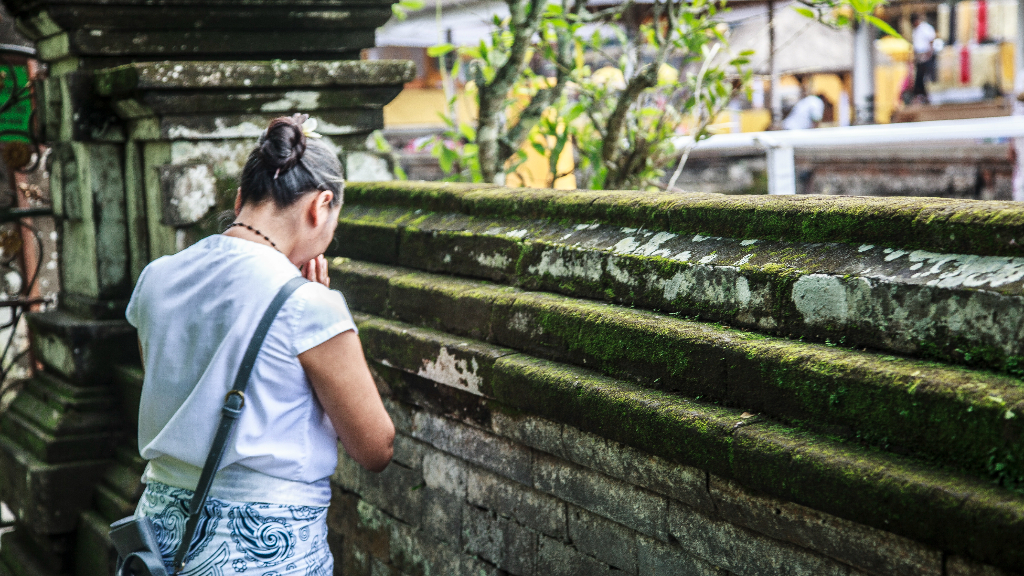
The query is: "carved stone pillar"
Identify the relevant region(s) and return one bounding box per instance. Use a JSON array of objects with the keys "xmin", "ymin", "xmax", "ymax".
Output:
[{"xmin": 0, "ymin": 2, "xmax": 409, "ymax": 574}]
